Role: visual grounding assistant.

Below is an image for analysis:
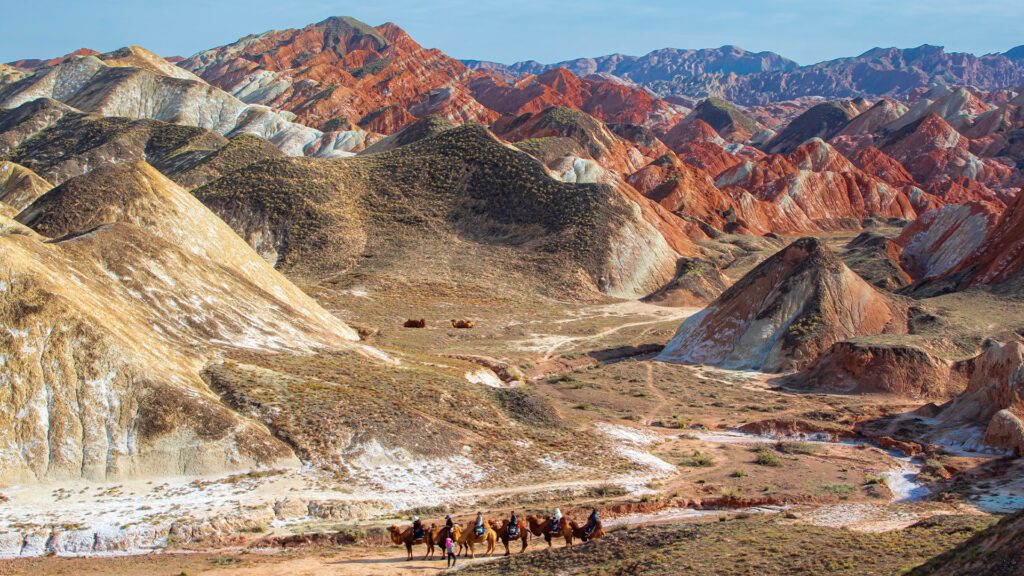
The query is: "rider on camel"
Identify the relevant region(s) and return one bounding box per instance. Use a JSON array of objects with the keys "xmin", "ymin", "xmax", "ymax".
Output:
[
  {"xmin": 550, "ymin": 508, "xmax": 562, "ymax": 534},
  {"xmin": 583, "ymin": 508, "xmax": 600, "ymax": 539},
  {"xmin": 412, "ymin": 516, "xmax": 424, "ymax": 541}
]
